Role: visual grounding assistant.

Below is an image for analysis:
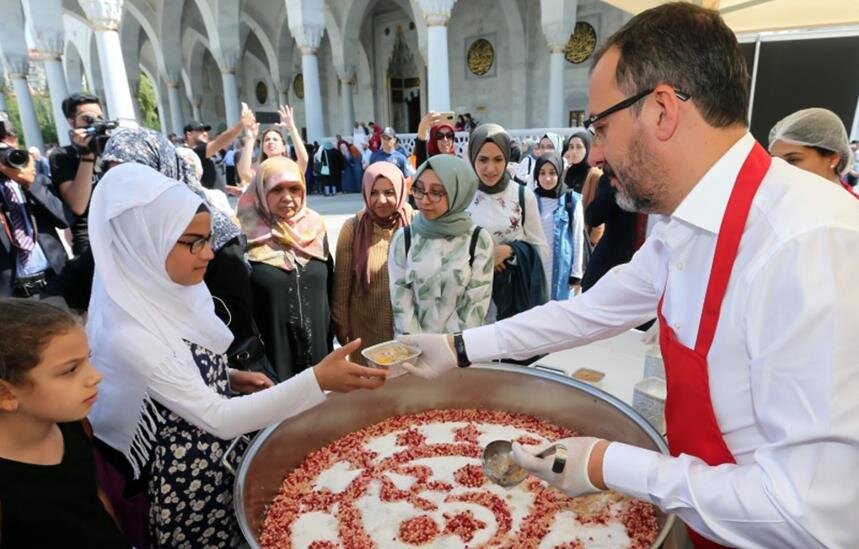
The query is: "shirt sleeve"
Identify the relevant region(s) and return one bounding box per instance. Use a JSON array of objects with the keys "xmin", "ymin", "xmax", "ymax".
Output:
[
  {"xmin": 148, "ymin": 356, "xmax": 326, "ymax": 440},
  {"xmin": 570, "ymin": 197, "xmax": 585, "ymax": 280},
  {"xmin": 604, "ymin": 227, "xmax": 859, "ymax": 548},
  {"xmin": 520, "ymin": 188, "xmax": 550, "ymax": 268},
  {"xmin": 463, "ymin": 234, "xmax": 662, "ymax": 361},
  {"xmin": 49, "ymin": 148, "xmax": 78, "ymax": 187},
  {"xmin": 457, "ymin": 228, "xmax": 494, "ymax": 329},
  {"xmin": 331, "ymin": 217, "xmax": 355, "ymax": 337},
  {"xmin": 388, "ymin": 229, "xmax": 421, "ymax": 335}
]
